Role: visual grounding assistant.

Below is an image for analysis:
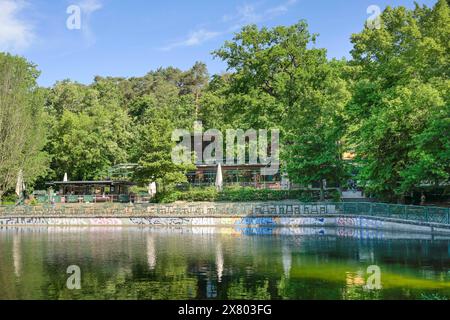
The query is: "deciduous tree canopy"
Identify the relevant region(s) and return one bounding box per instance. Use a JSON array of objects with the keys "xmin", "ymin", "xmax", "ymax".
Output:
[{"xmin": 0, "ymin": 0, "xmax": 448, "ymax": 203}]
